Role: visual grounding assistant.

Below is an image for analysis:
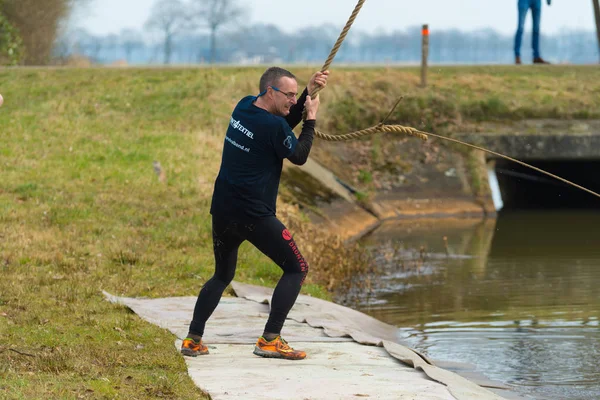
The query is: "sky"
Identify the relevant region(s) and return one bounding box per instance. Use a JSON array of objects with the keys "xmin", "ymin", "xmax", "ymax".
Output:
[{"xmin": 73, "ymin": 0, "xmax": 597, "ymax": 36}]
